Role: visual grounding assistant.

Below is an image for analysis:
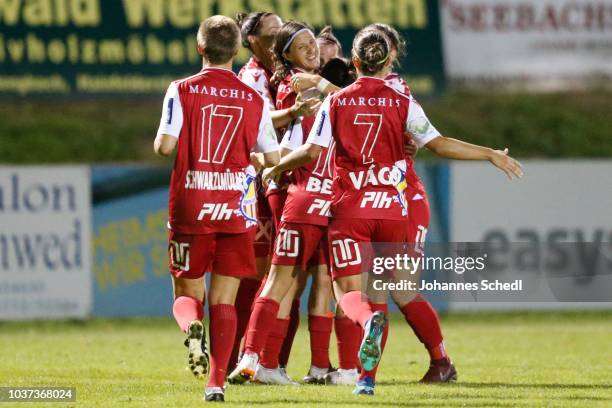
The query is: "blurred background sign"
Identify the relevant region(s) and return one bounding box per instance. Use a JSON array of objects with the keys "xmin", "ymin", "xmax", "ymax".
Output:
[
  {"xmin": 450, "ymin": 161, "xmax": 612, "ymax": 310},
  {"xmin": 0, "ymin": 0, "xmax": 445, "ymax": 97},
  {"xmin": 440, "ymin": 0, "xmax": 612, "ymax": 89},
  {"xmin": 92, "ymin": 166, "xmax": 170, "ymax": 316},
  {"xmin": 0, "ymin": 166, "xmax": 91, "ymax": 319}
]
